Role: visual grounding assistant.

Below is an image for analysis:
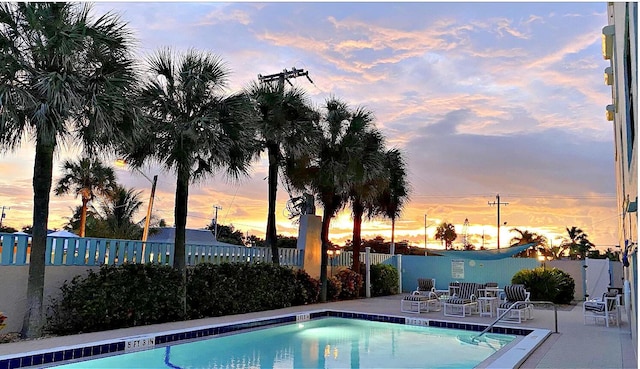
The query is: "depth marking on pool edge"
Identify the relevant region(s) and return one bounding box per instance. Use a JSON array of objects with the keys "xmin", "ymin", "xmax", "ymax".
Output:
[
  {"xmin": 405, "ymin": 318, "xmax": 429, "ymax": 326},
  {"xmin": 125, "ymin": 336, "xmax": 156, "ymax": 352},
  {"xmin": 296, "ymin": 313, "xmax": 311, "ymax": 322}
]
